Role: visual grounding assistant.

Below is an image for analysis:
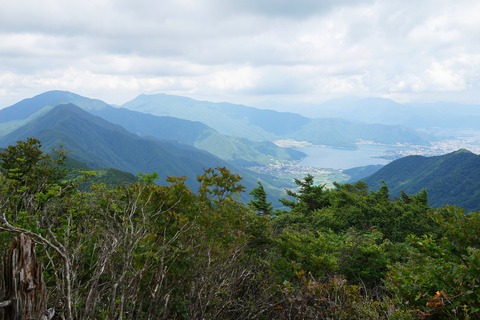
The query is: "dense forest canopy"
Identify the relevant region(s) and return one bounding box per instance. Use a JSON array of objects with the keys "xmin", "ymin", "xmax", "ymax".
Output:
[{"xmin": 0, "ymin": 138, "xmax": 479, "ymax": 319}]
